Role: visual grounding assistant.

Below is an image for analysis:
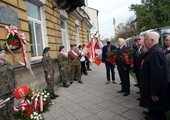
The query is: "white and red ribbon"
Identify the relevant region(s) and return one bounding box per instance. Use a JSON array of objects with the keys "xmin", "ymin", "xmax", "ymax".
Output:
[
  {"xmin": 71, "ymin": 50, "xmax": 78, "ymax": 57},
  {"xmin": 5, "ymin": 25, "xmax": 35, "ymax": 78}
]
